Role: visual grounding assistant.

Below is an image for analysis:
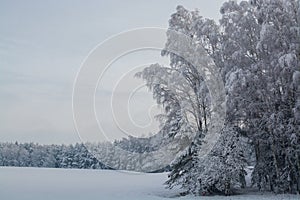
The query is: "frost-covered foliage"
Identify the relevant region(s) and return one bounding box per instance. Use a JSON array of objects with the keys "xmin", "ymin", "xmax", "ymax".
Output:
[
  {"xmin": 235, "ymin": 0, "xmax": 300, "ymax": 193},
  {"xmin": 137, "ymin": 0, "xmax": 300, "ymax": 196},
  {"xmin": 196, "ymin": 126, "xmax": 247, "ymax": 195},
  {"xmin": 166, "ymin": 126, "xmax": 247, "ymax": 196},
  {"xmin": 165, "ymin": 131, "xmax": 203, "ymax": 195}
]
